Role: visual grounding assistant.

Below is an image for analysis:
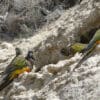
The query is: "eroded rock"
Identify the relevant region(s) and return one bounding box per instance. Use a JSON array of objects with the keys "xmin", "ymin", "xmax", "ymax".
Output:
[{"xmin": 0, "ymin": 0, "xmax": 100, "ymax": 100}]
